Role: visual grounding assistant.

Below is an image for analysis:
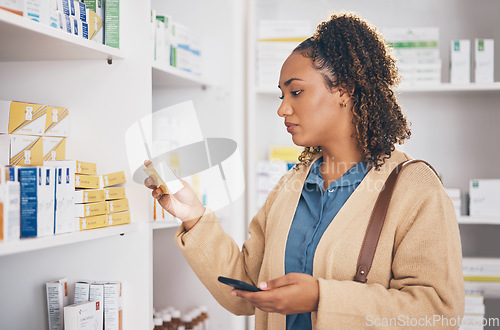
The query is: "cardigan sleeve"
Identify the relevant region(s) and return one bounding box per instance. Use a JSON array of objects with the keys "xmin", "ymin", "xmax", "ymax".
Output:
[
  {"xmin": 314, "ymin": 188, "xmax": 465, "ymax": 329},
  {"xmin": 174, "ymin": 170, "xmax": 294, "ymax": 316}
]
